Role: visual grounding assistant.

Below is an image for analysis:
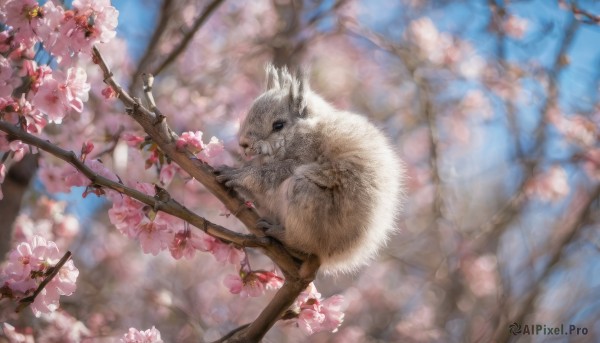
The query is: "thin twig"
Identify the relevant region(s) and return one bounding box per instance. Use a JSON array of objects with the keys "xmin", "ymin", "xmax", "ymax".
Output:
[
  {"xmin": 492, "ymin": 185, "xmax": 600, "ymax": 342},
  {"xmin": 130, "ymin": 0, "xmax": 175, "ymax": 92},
  {"xmin": 16, "ymin": 251, "xmax": 72, "ymax": 312},
  {"xmin": 142, "ymin": 73, "xmax": 164, "ymax": 119},
  {"xmin": 152, "ymin": 0, "xmax": 226, "ymax": 76}
]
